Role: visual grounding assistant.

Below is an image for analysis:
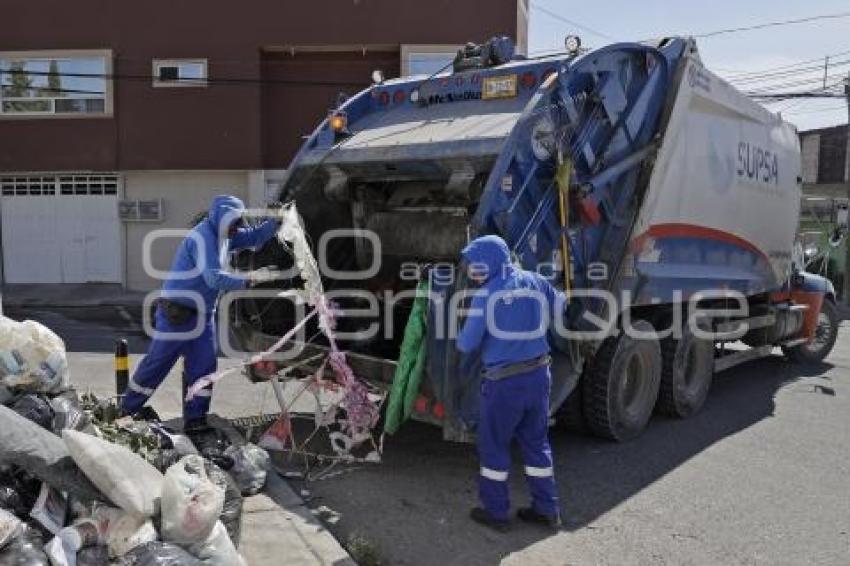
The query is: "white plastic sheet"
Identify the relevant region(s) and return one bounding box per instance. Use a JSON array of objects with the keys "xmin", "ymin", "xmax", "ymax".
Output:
[{"xmin": 187, "ymin": 522, "xmax": 245, "ymax": 566}]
